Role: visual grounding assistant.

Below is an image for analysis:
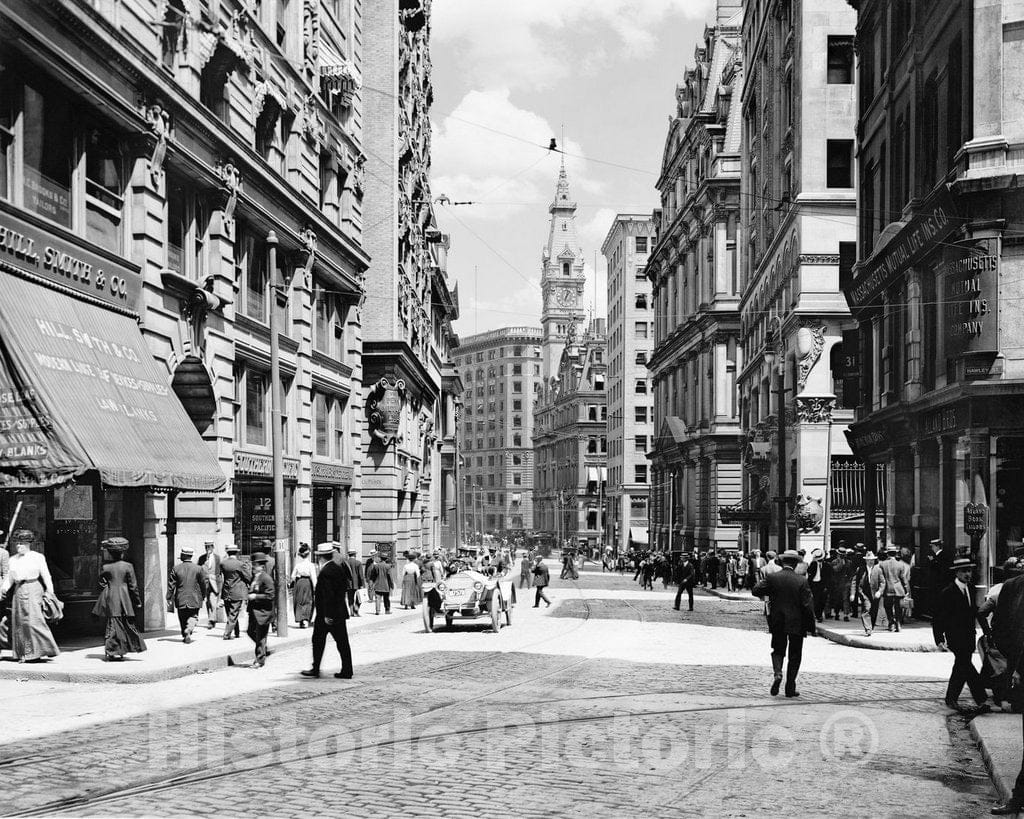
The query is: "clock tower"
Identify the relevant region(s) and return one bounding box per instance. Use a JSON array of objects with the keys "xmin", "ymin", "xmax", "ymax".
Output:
[{"xmin": 540, "ymin": 159, "xmax": 586, "ymax": 382}]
